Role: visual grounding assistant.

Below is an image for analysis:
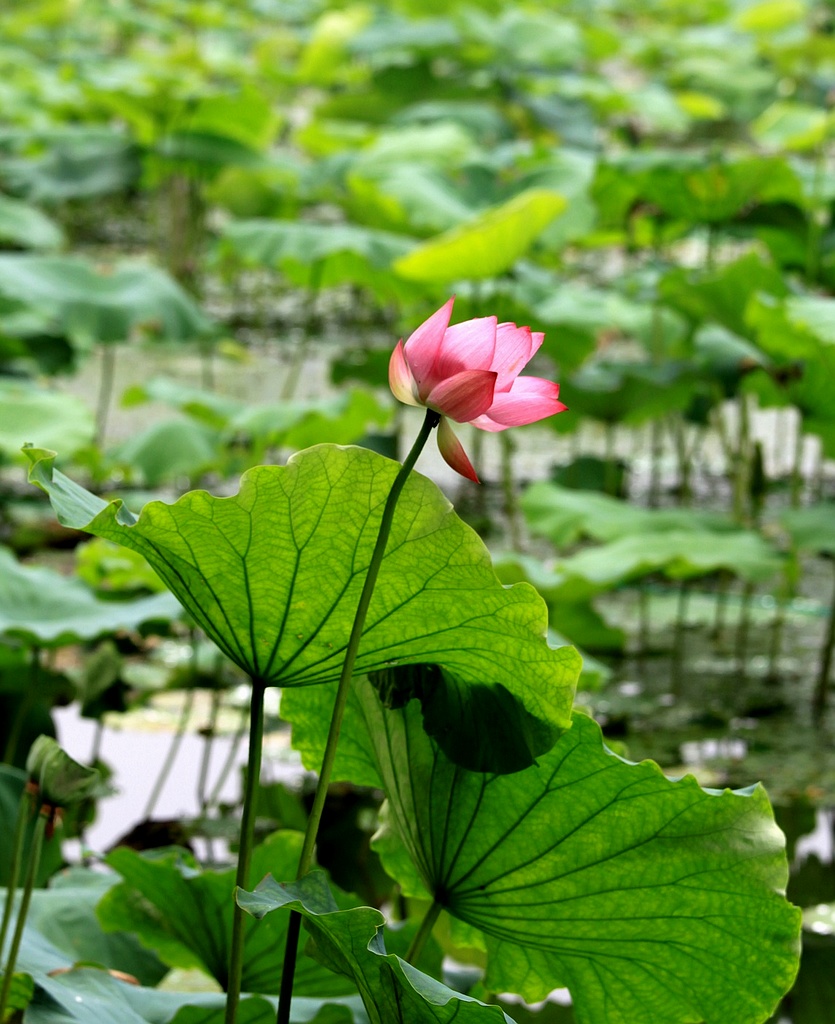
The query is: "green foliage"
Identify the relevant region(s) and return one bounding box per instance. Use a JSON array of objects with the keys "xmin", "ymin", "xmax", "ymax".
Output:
[
  {"xmin": 26, "ymin": 446, "xmax": 578, "ymax": 755},
  {"xmin": 238, "ymin": 872, "xmax": 515, "ymax": 1024},
  {"xmin": 366, "ymin": 690, "xmax": 800, "ymax": 1022},
  {"xmin": 98, "ymin": 831, "xmax": 355, "ymax": 996},
  {"xmin": 0, "ymin": 380, "xmax": 94, "ymax": 460},
  {"xmin": 0, "ymin": 256, "xmax": 211, "ymax": 348},
  {"xmin": 0, "ymin": 195, "xmax": 64, "ymax": 251},
  {"xmin": 393, "ymin": 189, "xmax": 567, "ymax": 282},
  {"xmin": 285, "ymin": 677, "xmax": 800, "ymax": 1023},
  {"xmin": 0, "ymin": 546, "xmax": 181, "ymax": 647}
]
